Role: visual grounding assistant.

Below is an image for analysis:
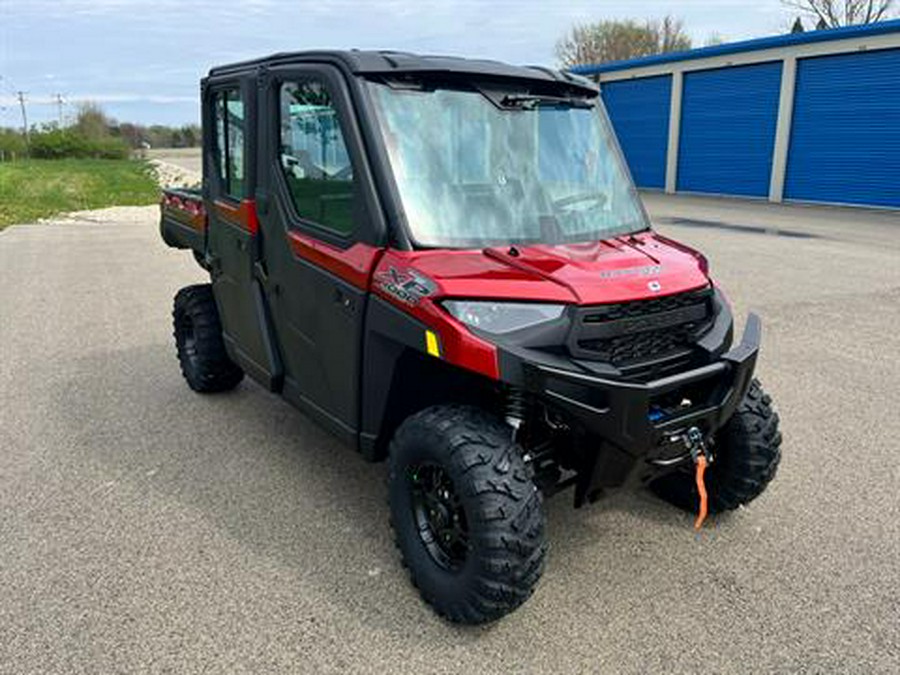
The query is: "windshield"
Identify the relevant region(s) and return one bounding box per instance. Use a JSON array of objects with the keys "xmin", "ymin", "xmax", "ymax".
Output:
[{"xmin": 367, "ymin": 81, "xmax": 649, "ymax": 248}]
